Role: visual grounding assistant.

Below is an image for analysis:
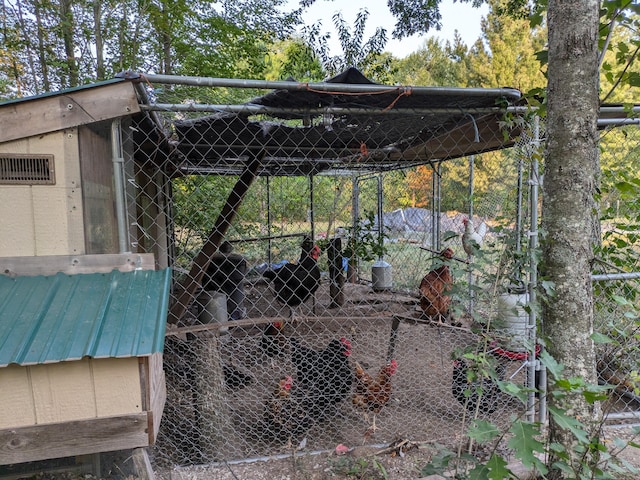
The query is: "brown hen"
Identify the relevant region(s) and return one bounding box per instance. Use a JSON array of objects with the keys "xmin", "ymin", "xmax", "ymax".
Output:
[
  {"xmin": 419, "ymin": 248, "xmax": 454, "ymax": 323},
  {"xmin": 352, "ymin": 359, "xmax": 398, "ymax": 436}
]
